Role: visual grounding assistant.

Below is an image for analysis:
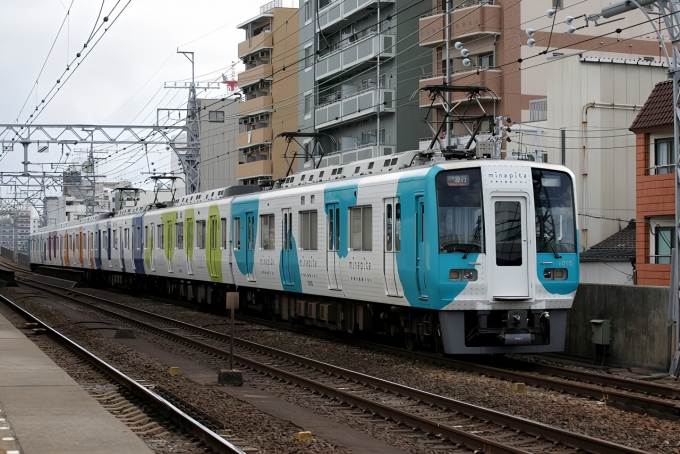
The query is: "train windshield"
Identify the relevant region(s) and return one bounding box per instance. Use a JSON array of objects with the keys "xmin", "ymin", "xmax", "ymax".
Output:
[
  {"xmin": 532, "ymin": 169, "xmax": 576, "ymax": 253},
  {"xmin": 436, "ymin": 168, "xmax": 484, "ymax": 254}
]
